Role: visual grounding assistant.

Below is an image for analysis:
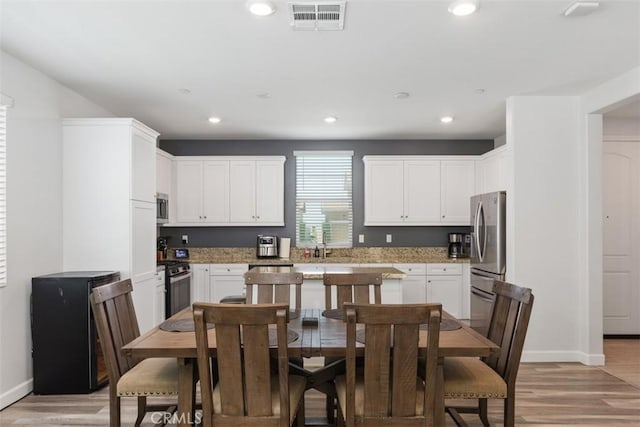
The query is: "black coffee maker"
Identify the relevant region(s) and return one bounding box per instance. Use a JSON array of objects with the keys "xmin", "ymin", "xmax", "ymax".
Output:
[
  {"xmin": 448, "ymin": 233, "xmax": 469, "ymax": 258},
  {"xmin": 157, "ymin": 237, "xmax": 169, "ymax": 260}
]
